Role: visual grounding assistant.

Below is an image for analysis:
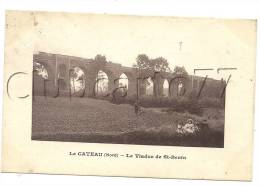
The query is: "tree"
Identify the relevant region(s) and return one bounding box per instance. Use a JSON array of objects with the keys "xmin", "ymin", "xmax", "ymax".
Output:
[
  {"xmin": 134, "ymin": 54, "xmax": 150, "ymax": 70},
  {"xmin": 173, "ymin": 66, "xmax": 188, "ymax": 76},
  {"xmin": 91, "ymin": 54, "xmax": 108, "ymax": 72},
  {"xmin": 151, "ymin": 57, "xmax": 171, "ymax": 72},
  {"xmin": 134, "ymin": 54, "xmax": 171, "ymax": 97},
  {"xmin": 134, "ymin": 54, "xmax": 170, "ymax": 73},
  {"xmin": 94, "ymin": 54, "xmax": 107, "ymax": 64}
]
